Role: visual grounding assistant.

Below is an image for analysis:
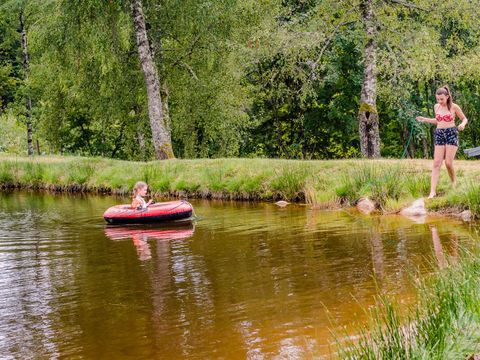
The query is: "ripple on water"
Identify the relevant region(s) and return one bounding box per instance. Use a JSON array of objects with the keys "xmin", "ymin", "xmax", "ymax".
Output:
[{"xmin": 0, "ymin": 193, "xmax": 477, "ymax": 359}]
